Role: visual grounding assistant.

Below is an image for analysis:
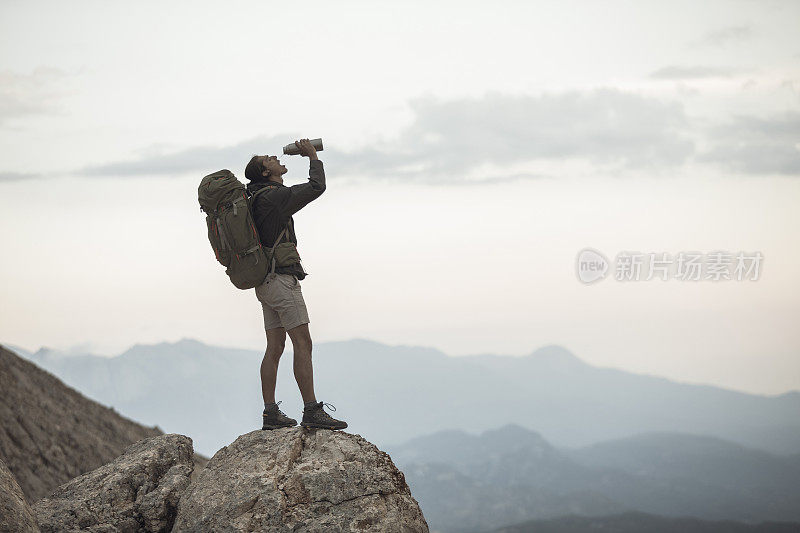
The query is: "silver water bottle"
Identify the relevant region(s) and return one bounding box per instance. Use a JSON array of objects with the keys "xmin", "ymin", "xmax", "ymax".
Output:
[{"xmin": 283, "ymin": 138, "xmax": 324, "ymax": 155}]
